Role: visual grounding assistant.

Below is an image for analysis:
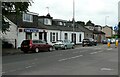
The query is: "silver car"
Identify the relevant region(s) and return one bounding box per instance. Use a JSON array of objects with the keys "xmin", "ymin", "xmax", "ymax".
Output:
[{"xmin": 53, "ymin": 40, "xmax": 75, "ymax": 50}]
